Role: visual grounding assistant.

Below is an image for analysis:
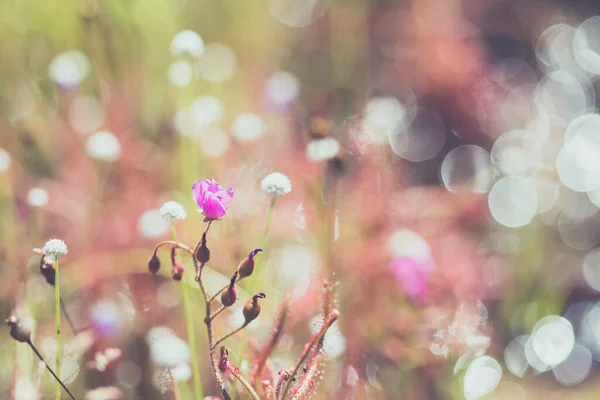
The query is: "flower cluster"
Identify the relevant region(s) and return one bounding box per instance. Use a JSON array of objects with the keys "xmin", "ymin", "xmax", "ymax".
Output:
[
  {"xmin": 43, "ymin": 239, "xmax": 68, "ymax": 255},
  {"xmin": 159, "ymin": 200, "xmax": 187, "ymax": 222},
  {"xmin": 261, "ymin": 172, "xmax": 292, "ymax": 195}
]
